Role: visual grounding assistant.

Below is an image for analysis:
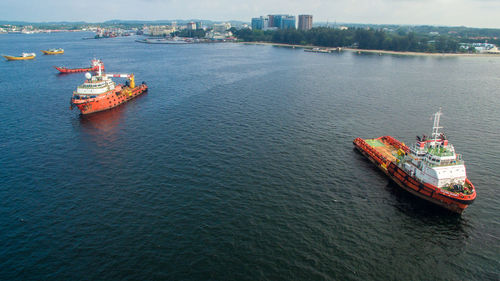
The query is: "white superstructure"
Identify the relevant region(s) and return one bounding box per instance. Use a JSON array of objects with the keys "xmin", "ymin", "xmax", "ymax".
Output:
[
  {"xmin": 74, "ymin": 66, "xmax": 116, "ymax": 98},
  {"xmin": 72, "ymin": 64, "xmax": 134, "ymax": 99},
  {"xmin": 400, "ymin": 109, "xmax": 467, "ymax": 190}
]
